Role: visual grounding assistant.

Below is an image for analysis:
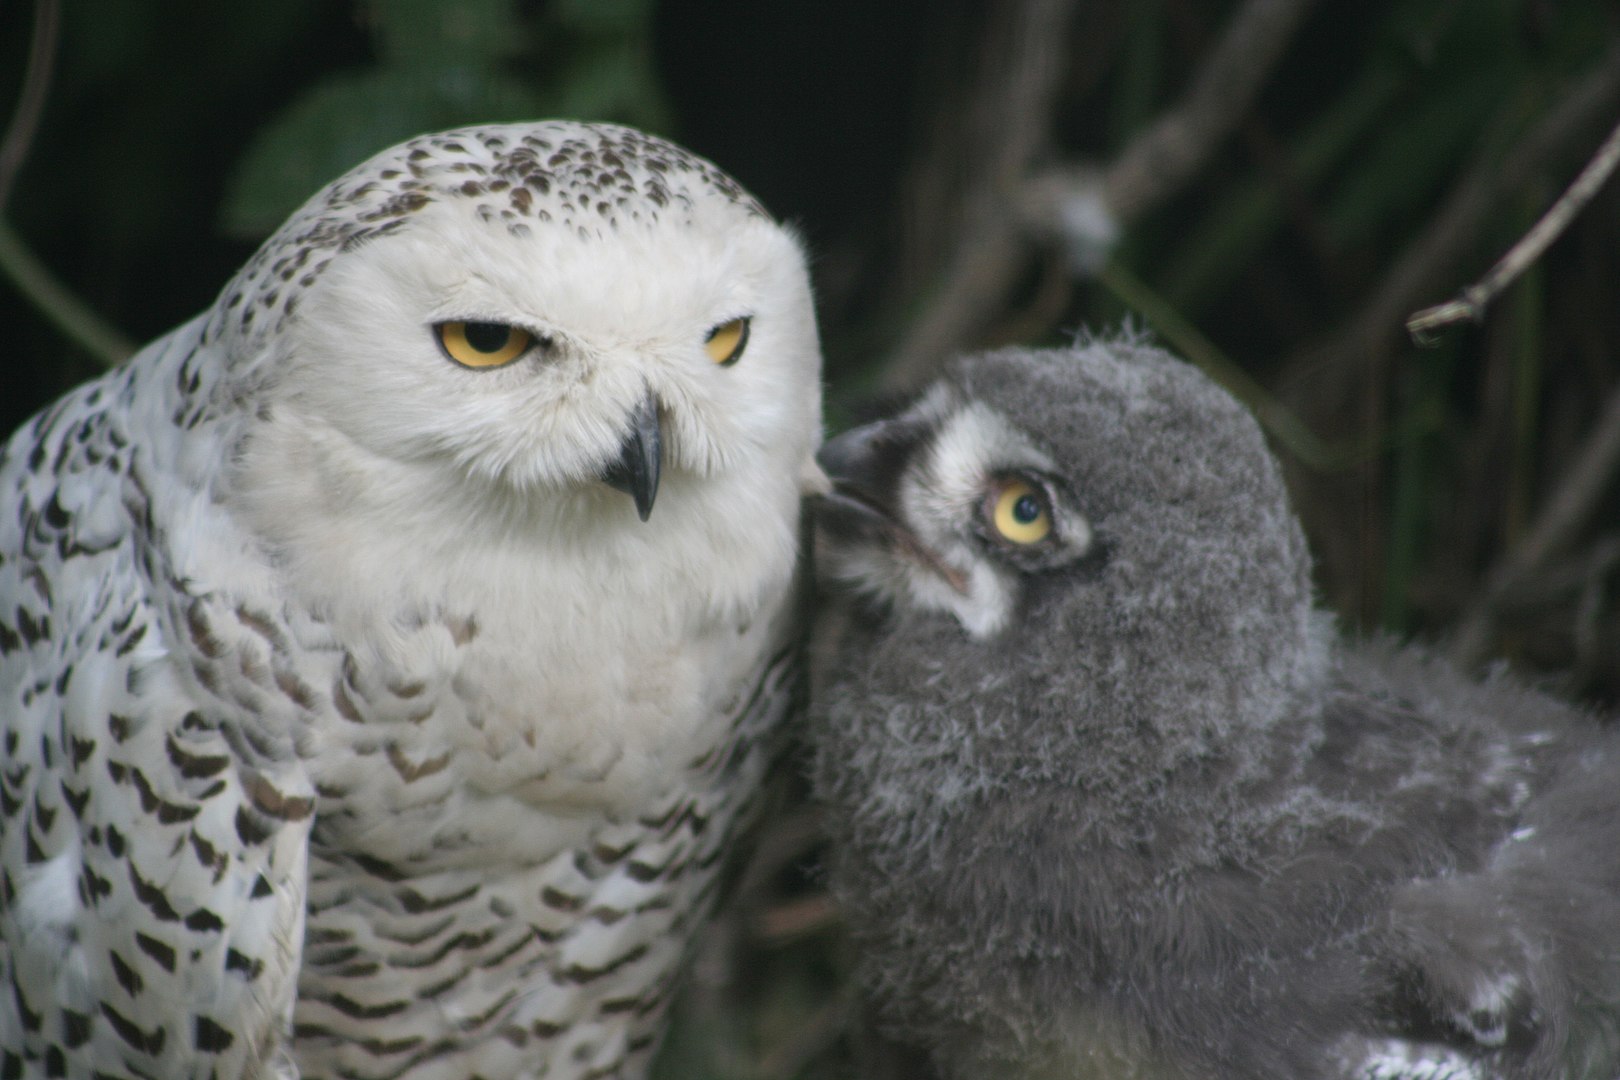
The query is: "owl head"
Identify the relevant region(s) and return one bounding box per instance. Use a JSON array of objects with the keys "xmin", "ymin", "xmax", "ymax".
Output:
[
  {"xmin": 204, "ymin": 122, "xmax": 821, "ymax": 557},
  {"xmin": 812, "ymin": 339, "xmax": 1327, "ymax": 843}
]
